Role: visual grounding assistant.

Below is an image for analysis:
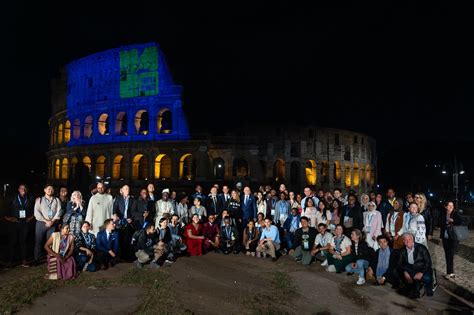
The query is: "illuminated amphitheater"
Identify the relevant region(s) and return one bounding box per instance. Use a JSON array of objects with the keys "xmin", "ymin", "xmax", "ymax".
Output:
[{"xmin": 47, "ymin": 42, "xmax": 376, "ymax": 193}]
